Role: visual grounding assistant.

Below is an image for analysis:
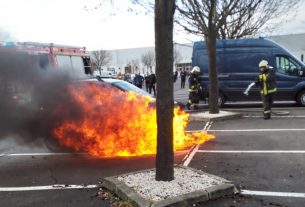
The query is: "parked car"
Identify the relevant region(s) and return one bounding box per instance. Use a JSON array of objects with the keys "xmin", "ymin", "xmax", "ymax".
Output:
[{"xmin": 192, "ymin": 38, "xmax": 305, "ymax": 107}]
